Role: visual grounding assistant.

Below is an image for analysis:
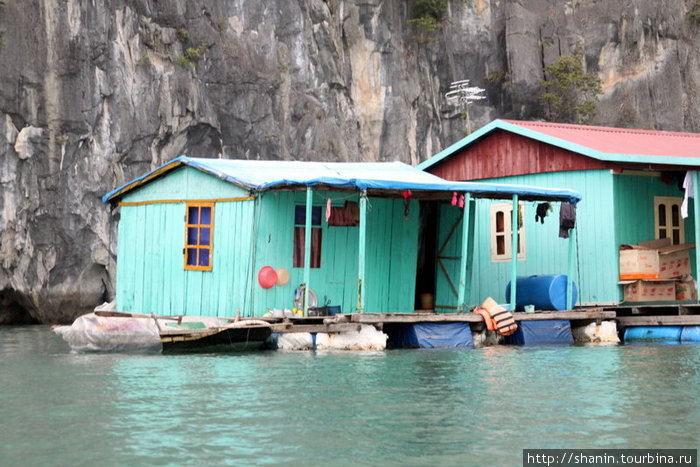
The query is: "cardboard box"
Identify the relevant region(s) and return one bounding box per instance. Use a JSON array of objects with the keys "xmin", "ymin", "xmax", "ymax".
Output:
[
  {"xmin": 620, "ymin": 279, "xmax": 677, "ymax": 302},
  {"xmin": 619, "ymin": 239, "xmax": 694, "ymax": 280},
  {"xmin": 675, "ymin": 276, "xmax": 698, "ymax": 301}
]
